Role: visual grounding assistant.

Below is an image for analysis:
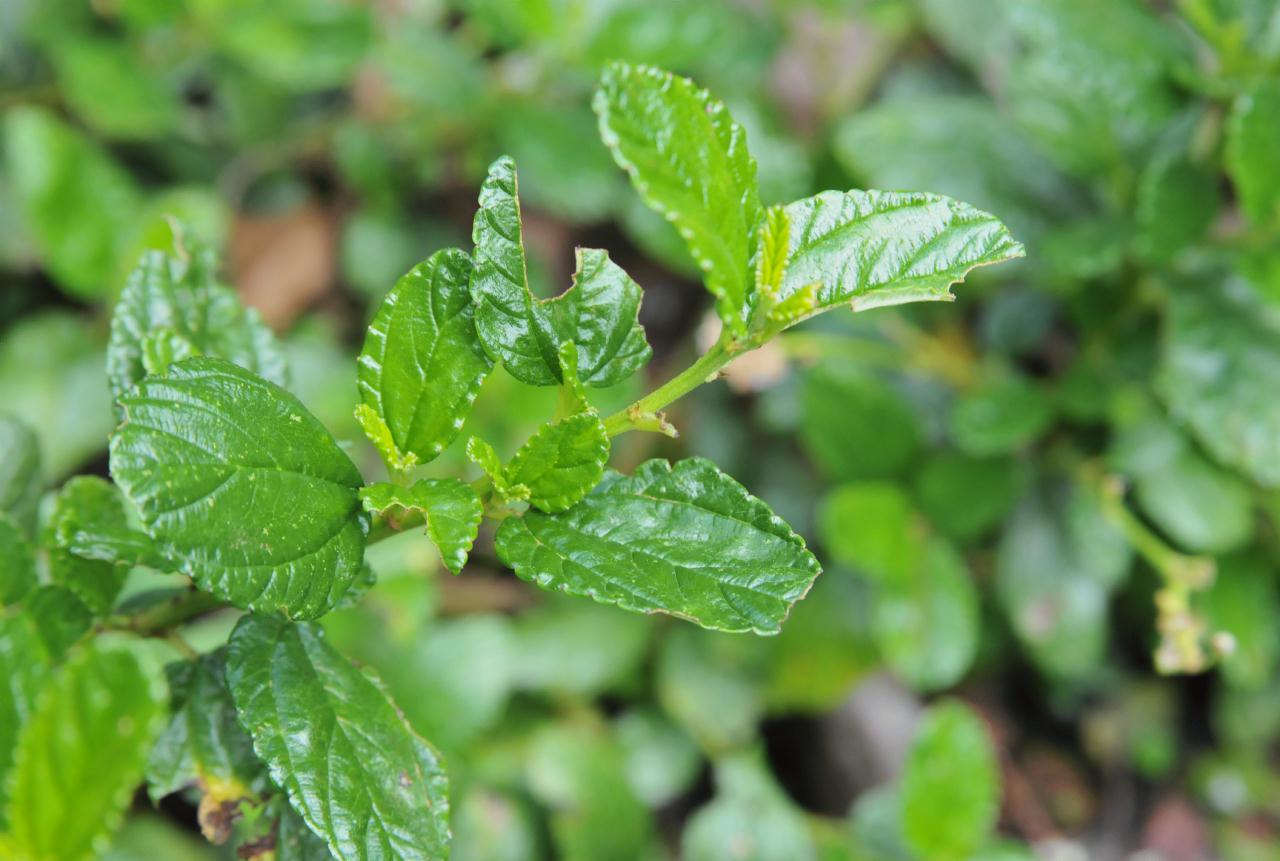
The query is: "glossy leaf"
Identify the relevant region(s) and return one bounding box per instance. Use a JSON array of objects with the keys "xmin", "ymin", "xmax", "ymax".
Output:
[
  {"xmin": 226, "ymin": 614, "xmax": 449, "ymax": 861},
  {"xmin": 0, "ymin": 517, "xmax": 36, "ymax": 607},
  {"xmin": 108, "ymin": 247, "xmax": 288, "ymax": 414},
  {"xmin": 146, "ymin": 651, "xmax": 265, "ymax": 841},
  {"xmin": 496, "ymin": 458, "xmax": 820, "ymax": 634},
  {"xmin": 595, "ymin": 62, "xmax": 764, "ymax": 335},
  {"xmin": 1227, "ymin": 82, "xmax": 1280, "ymax": 227},
  {"xmin": 44, "ymin": 476, "xmax": 137, "ymax": 615},
  {"xmin": 470, "ymin": 157, "xmax": 650, "ymax": 386},
  {"xmin": 778, "ymin": 189, "xmax": 1023, "ymax": 319},
  {"xmin": 356, "ymin": 248, "xmax": 492, "ymax": 466},
  {"xmin": 0, "ymin": 417, "xmax": 42, "ymax": 537},
  {"xmin": 359, "ymin": 479, "xmax": 483, "ymax": 574},
  {"xmin": 505, "ymin": 411, "xmax": 610, "ymax": 513},
  {"xmin": 900, "ymin": 700, "xmax": 1000, "ymax": 860},
  {"xmin": 1159, "ymin": 284, "xmax": 1280, "ymax": 488},
  {"xmin": 110, "ymin": 358, "xmax": 368, "ymax": 619},
  {"xmin": 465, "ymin": 436, "xmax": 530, "ymax": 504},
  {"xmin": 4, "ymin": 637, "xmax": 168, "ymax": 861}
]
